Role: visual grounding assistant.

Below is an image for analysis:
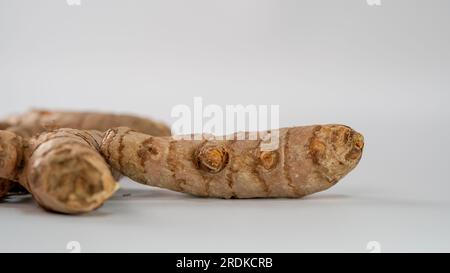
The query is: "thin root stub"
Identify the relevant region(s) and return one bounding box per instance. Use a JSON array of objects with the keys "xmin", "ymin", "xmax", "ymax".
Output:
[
  {"xmin": 259, "ymin": 151, "xmax": 279, "ymax": 170},
  {"xmin": 195, "ymin": 144, "xmax": 229, "ymax": 173}
]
